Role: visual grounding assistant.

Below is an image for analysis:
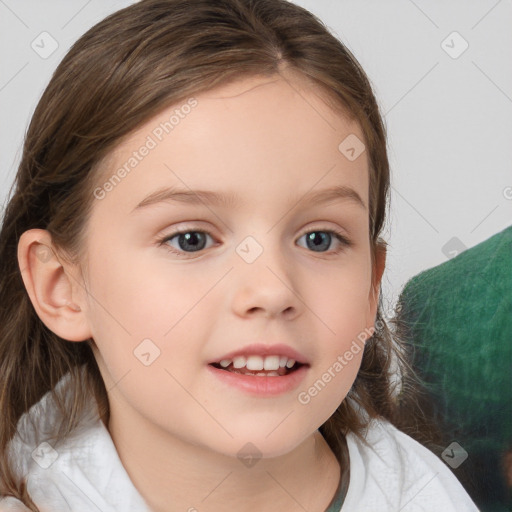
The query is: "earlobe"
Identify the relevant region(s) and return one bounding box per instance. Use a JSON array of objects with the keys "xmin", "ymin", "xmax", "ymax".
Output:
[{"xmin": 17, "ymin": 229, "xmax": 91, "ymax": 342}]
